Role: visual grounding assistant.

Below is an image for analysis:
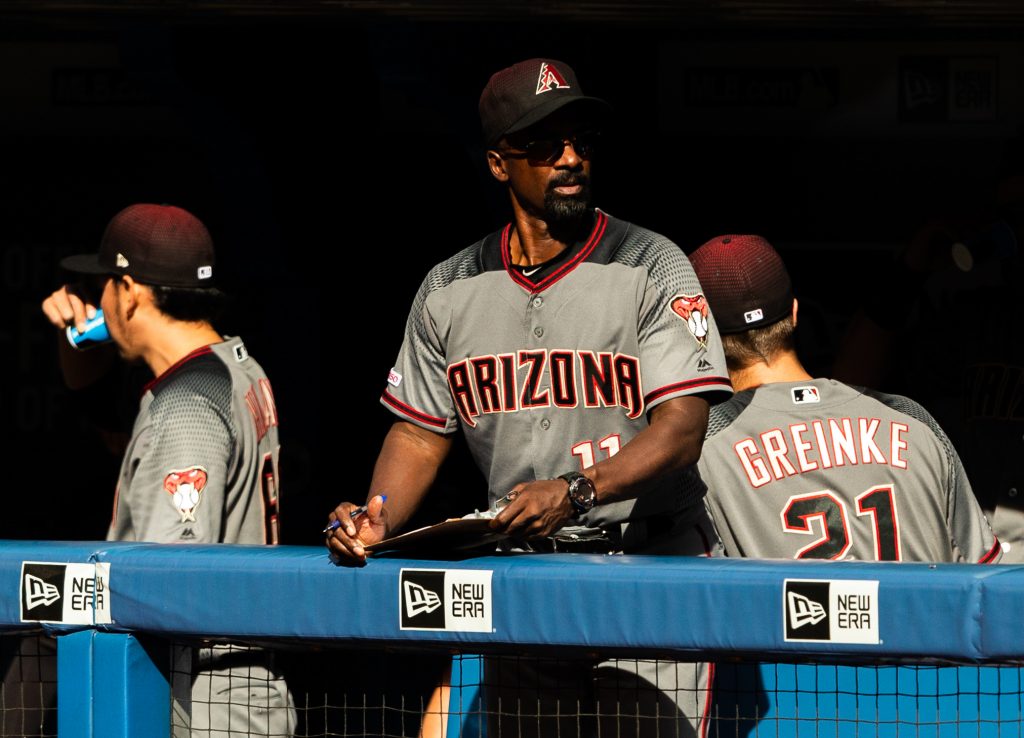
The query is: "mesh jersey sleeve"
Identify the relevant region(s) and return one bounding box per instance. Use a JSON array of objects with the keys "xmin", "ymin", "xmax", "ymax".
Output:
[
  {"xmin": 865, "ymin": 390, "xmax": 1002, "ymax": 563},
  {"xmin": 126, "ymin": 373, "xmax": 235, "ymax": 543},
  {"xmin": 613, "ymin": 230, "xmax": 731, "ymax": 408},
  {"xmin": 381, "ymin": 245, "xmax": 481, "ymax": 433},
  {"xmin": 698, "ymin": 395, "xmax": 752, "ymax": 557}
]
